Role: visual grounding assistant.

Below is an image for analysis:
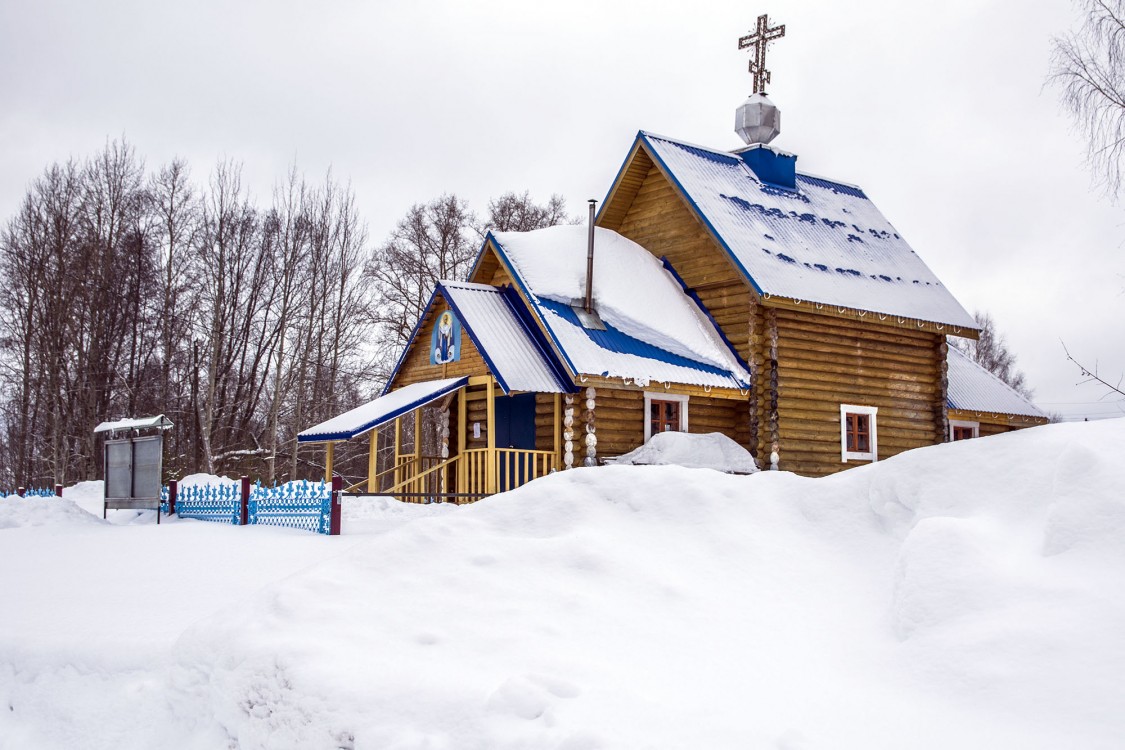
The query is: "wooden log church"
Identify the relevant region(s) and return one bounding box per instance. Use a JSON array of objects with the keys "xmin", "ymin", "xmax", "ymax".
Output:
[{"xmin": 297, "ymin": 14, "xmax": 1046, "ymax": 500}]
